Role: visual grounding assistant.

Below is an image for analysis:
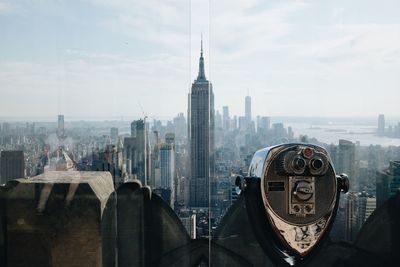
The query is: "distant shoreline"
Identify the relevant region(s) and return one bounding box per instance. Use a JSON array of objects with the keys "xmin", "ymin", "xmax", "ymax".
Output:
[{"xmin": 1, "ymin": 115, "xmax": 400, "ymax": 124}]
